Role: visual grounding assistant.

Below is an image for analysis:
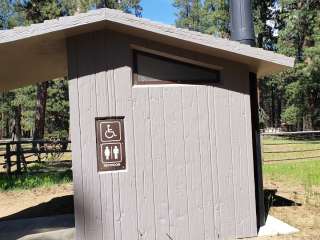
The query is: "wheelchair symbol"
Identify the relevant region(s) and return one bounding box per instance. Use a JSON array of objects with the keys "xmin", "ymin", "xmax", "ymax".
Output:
[{"xmin": 105, "ymin": 124, "xmax": 117, "ymax": 139}]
